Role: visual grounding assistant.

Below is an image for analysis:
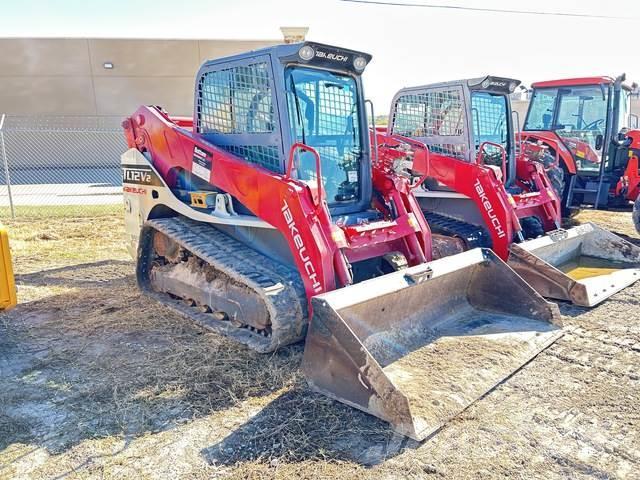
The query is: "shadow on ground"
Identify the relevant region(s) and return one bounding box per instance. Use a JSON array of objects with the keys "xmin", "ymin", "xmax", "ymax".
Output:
[
  {"xmin": 0, "ymin": 261, "xmax": 417, "ymax": 472},
  {"xmin": 201, "ymin": 388, "xmax": 419, "ymax": 467},
  {"xmin": 15, "ymin": 259, "xmax": 134, "ymax": 288},
  {"xmin": 1, "ymin": 260, "xmax": 417, "ymax": 472},
  {"xmin": 0, "ymin": 260, "xmax": 300, "ymax": 457}
]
